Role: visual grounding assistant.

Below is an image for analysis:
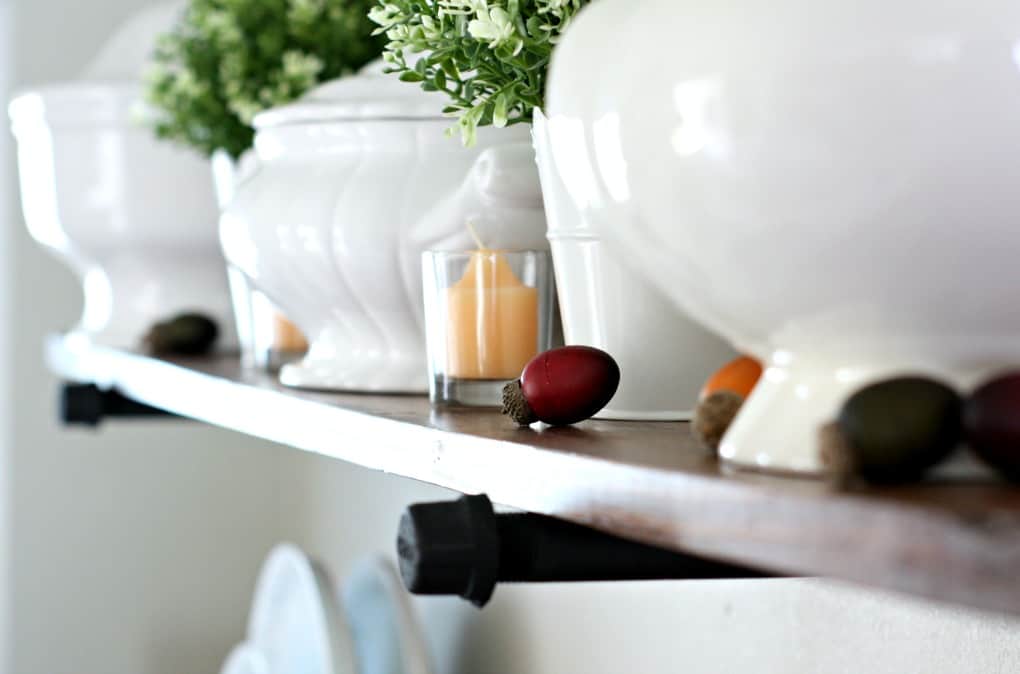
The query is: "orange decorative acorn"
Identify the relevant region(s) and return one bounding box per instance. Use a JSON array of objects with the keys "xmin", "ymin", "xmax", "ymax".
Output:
[
  {"xmin": 693, "ymin": 356, "xmax": 763, "ymax": 453},
  {"xmin": 699, "ymin": 356, "xmax": 763, "ymax": 401}
]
